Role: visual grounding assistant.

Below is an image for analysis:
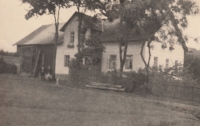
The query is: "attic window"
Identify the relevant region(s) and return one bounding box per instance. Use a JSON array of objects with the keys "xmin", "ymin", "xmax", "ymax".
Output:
[{"xmin": 70, "ymin": 31, "xmax": 75, "ymax": 43}]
